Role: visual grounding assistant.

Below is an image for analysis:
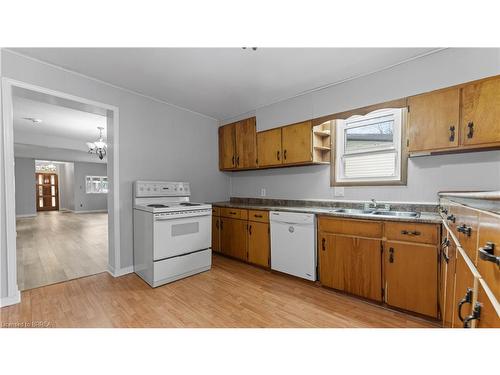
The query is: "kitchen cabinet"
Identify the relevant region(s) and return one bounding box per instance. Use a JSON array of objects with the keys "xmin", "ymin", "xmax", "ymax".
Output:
[
  {"xmin": 452, "ymin": 248, "xmax": 477, "ymax": 328},
  {"xmin": 442, "ymin": 235, "xmax": 457, "ymax": 327},
  {"xmin": 247, "ymin": 221, "xmax": 270, "ymax": 267},
  {"xmin": 408, "ymin": 87, "xmax": 460, "ymax": 153},
  {"xmin": 220, "ymin": 217, "xmax": 247, "ymax": 261},
  {"xmin": 212, "ymin": 216, "xmax": 221, "ymax": 253},
  {"xmin": 384, "ymin": 241, "xmax": 438, "ymax": 317},
  {"xmin": 219, "ymin": 117, "xmax": 257, "ymax": 171},
  {"xmin": 319, "ymin": 233, "xmax": 382, "ymax": 301},
  {"xmin": 477, "ymin": 212, "xmax": 500, "ymax": 302},
  {"xmin": 235, "ymin": 117, "xmax": 258, "ymax": 169},
  {"xmin": 281, "ymin": 121, "xmax": 313, "ymax": 164},
  {"xmin": 475, "ymin": 279, "xmax": 500, "ymax": 328},
  {"xmin": 461, "ymin": 76, "xmax": 500, "ymax": 147},
  {"xmin": 219, "ymin": 124, "xmax": 236, "ymax": 170},
  {"xmin": 257, "ymin": 128, "xmax": 282, "ymax": 167}
]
